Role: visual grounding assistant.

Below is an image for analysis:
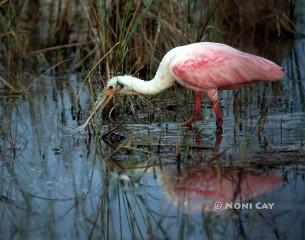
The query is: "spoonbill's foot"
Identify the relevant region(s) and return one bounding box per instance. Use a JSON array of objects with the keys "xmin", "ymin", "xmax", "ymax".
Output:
[
  {"xmin": 181, "ymin": 119, "xmax": 193, "ymax": 127},
  {"xmin": 216, "ymin": 124, "xmax": 223, "ymax": 135},
  {"xmin": 182, "ymin": 92, "xmax": 202, "ymax": 128},
  {"xmin": 212, "ymin": 100, "xmax": 223, "ymax": 135},
  {"xmin": 215, "ymin": 117, "xmax": 223, "ymax": 135},
  {"xmin": 181, "ymin": 115, "xmax": 202, "ymax": 127},
  {"xmin": 215, "ymin": 127, "xmax": 223, "ymax": 135}
]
